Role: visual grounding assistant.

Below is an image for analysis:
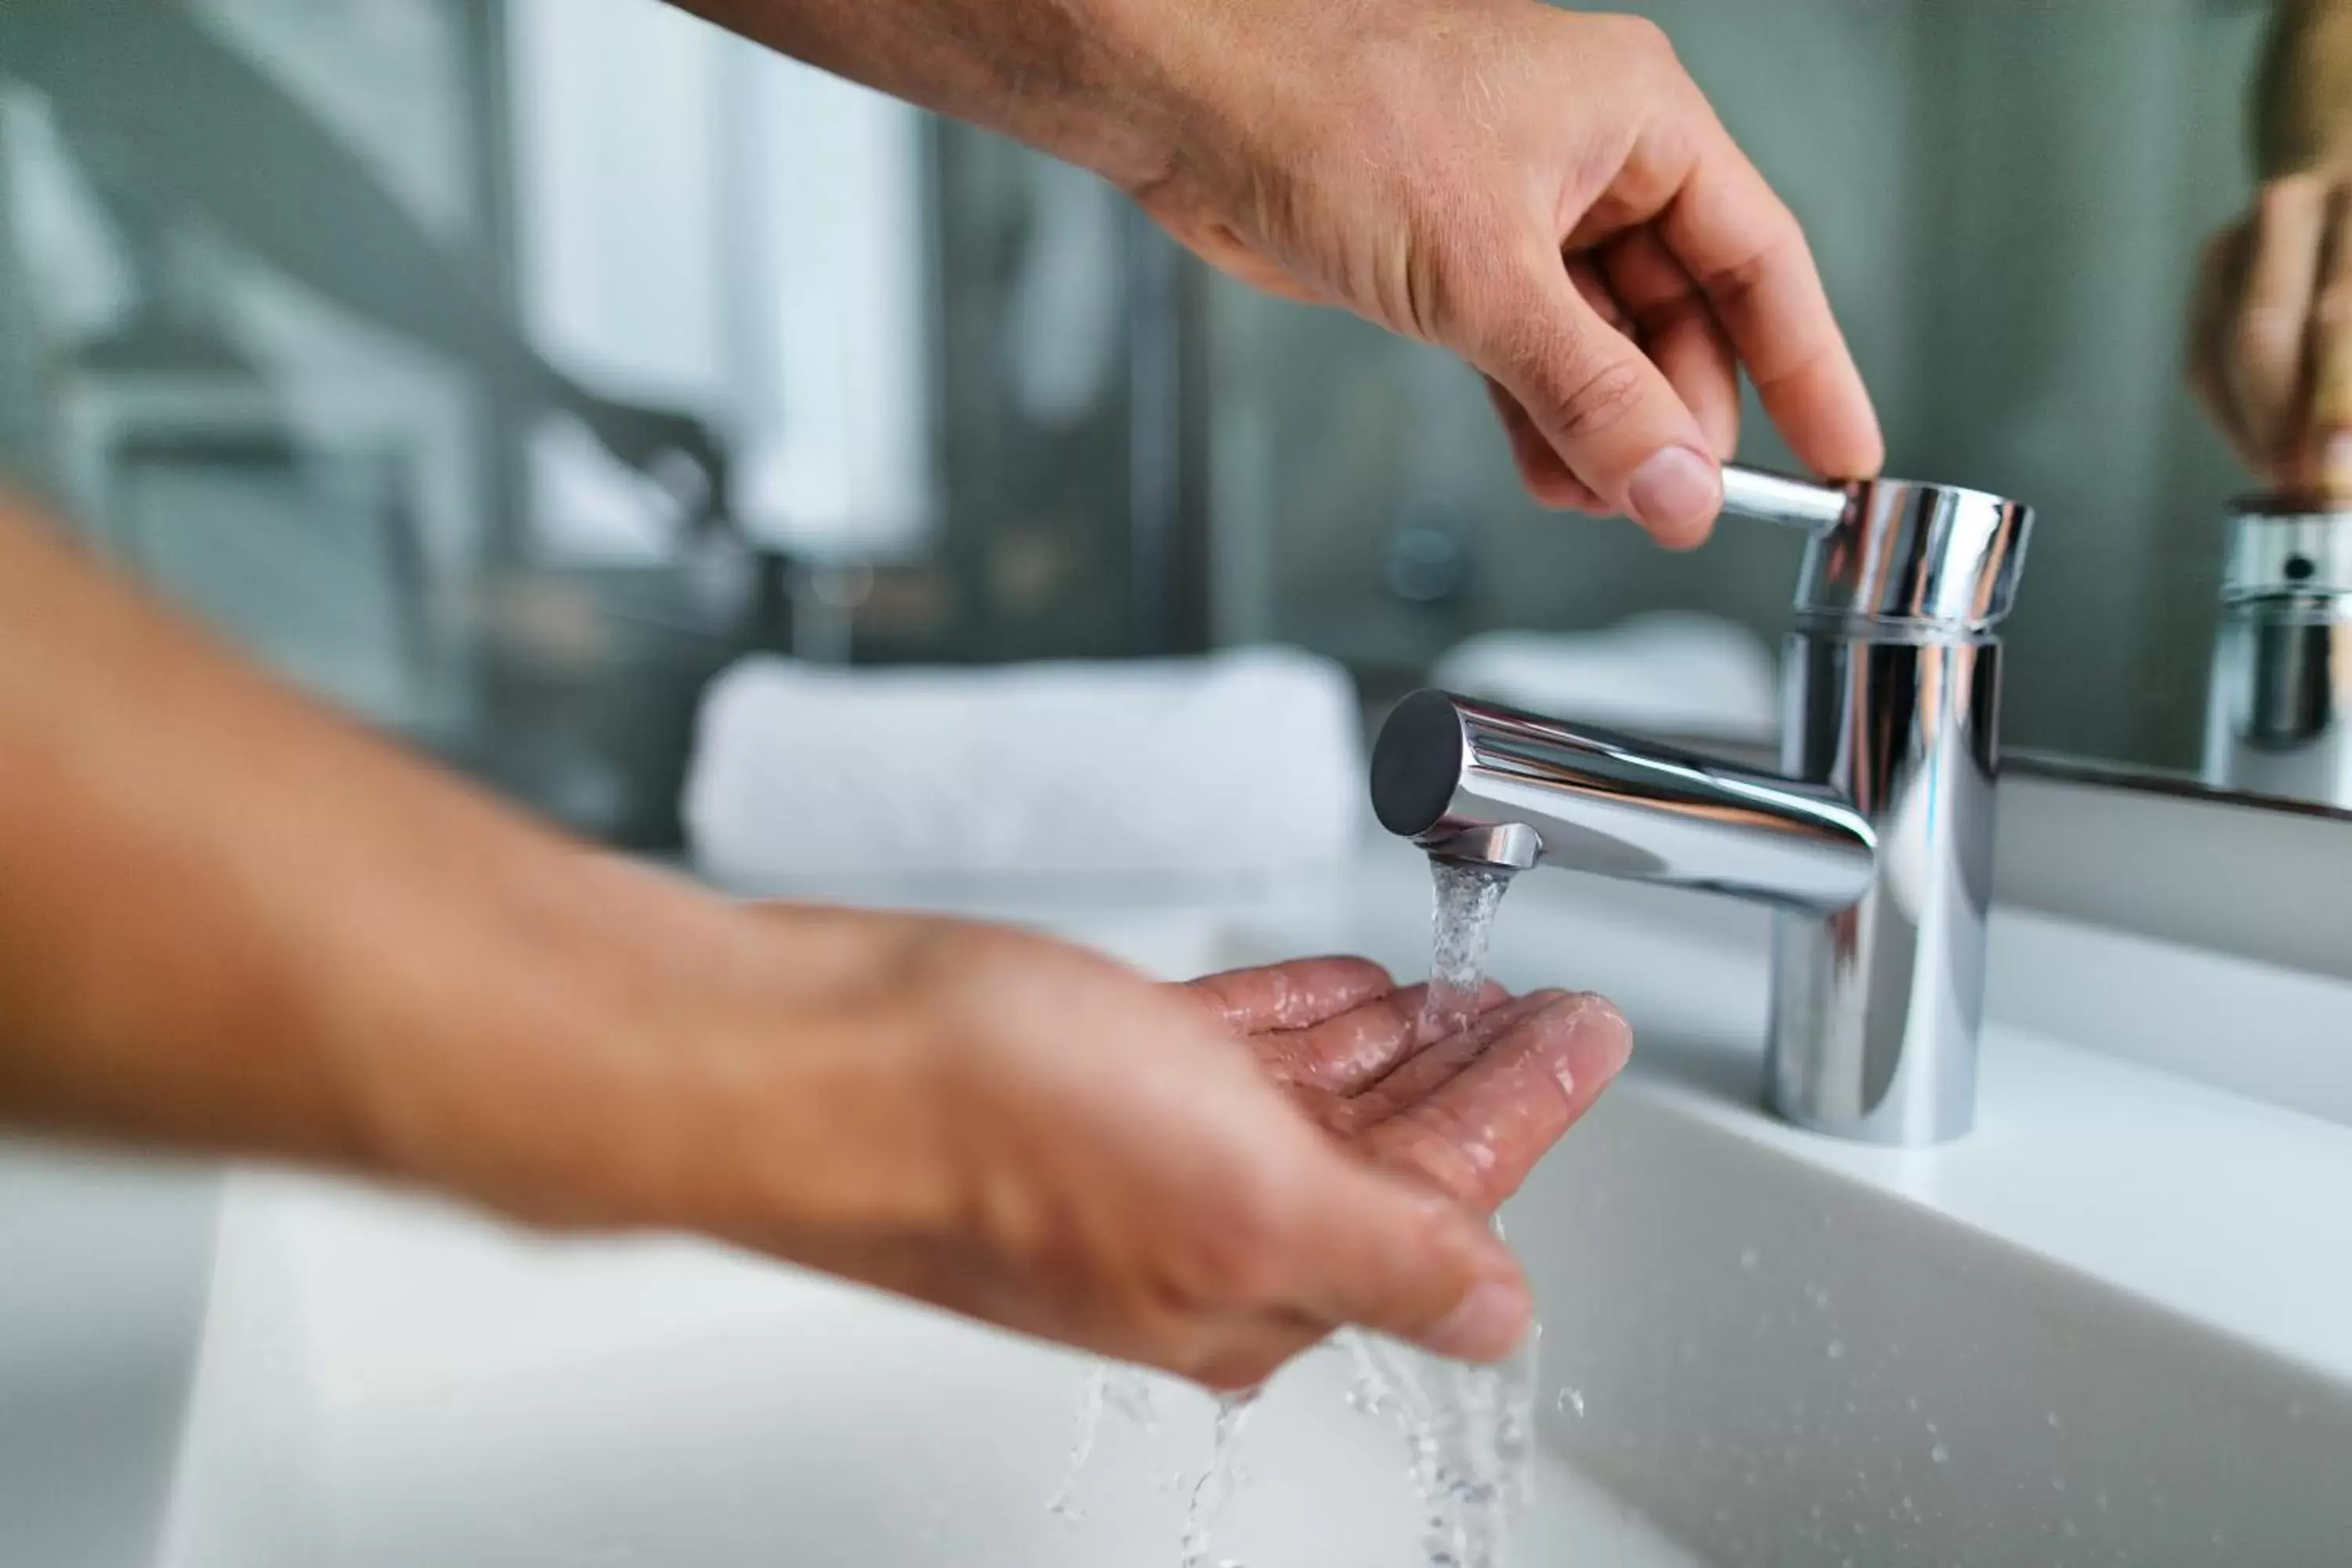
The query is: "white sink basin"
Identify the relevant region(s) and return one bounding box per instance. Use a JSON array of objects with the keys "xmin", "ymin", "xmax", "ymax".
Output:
[
  {"xmin": 0, "ymin": 1145, "xmax": 216, "ymax": 1568},
  {"xmin": 147, "ymin": 1175, "xmax": 1698, "ymax": 1568},
  {"xmin": 9, "ymin": 846, "xmax": 2351, "ymax": 1565}
]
